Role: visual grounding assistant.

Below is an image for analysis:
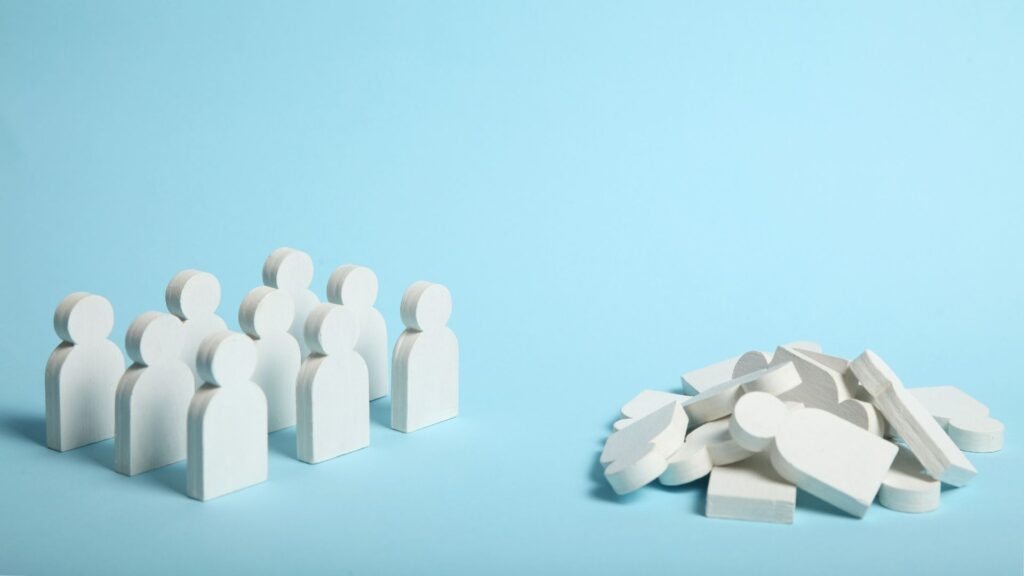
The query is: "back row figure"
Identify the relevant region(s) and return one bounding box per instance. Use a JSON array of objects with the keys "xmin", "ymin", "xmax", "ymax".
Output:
[{"xmin": 44, "ymin": 247, "xmax": 459, "ymax": 501}]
